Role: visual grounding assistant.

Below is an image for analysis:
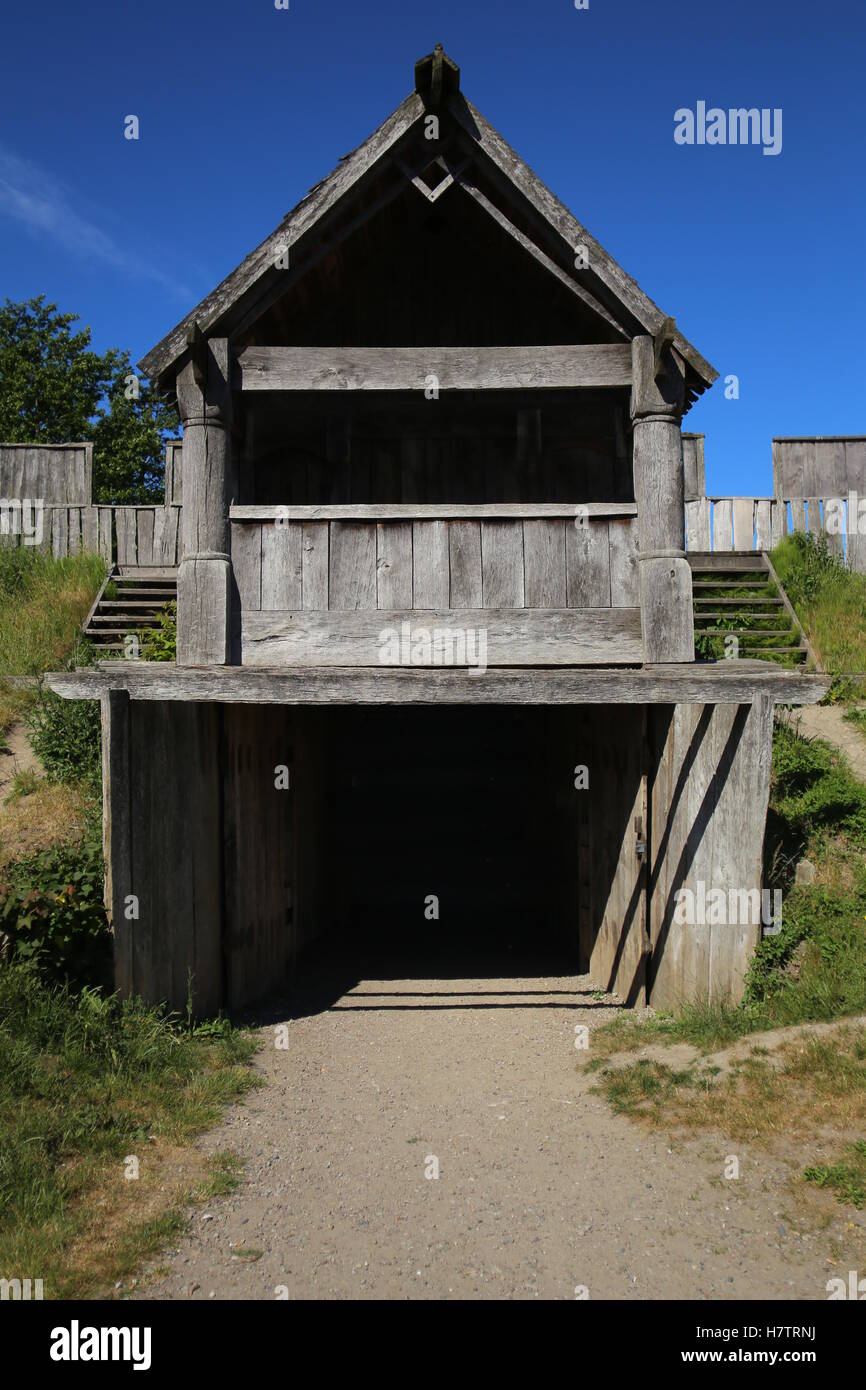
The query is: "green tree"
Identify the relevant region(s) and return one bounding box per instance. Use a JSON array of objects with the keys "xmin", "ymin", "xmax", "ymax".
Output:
[
  {"xmin": 91, "ymin": 351, "xmax": 178, "ymax": 503},
  {"xmin": 0, "ymin": 296, "xmax": 178, "ymax": 503}
]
